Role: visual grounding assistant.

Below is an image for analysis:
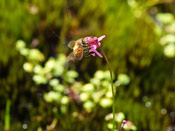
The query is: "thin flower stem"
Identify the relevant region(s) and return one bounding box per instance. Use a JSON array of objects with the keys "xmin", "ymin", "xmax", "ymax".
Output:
[
  {"xmin": 63, "ymin": 62, "xmax": 69, "ymax": 86},
  {"xmin": 57, "ymin": 0, "xmax": 68, "ymax": 53},
  {"xmin": 5, "ymin": 99, "xmax": 10, "ymax": 131},
  {"xmin": 99, "ymin": 47, "xmax": 116, "ymax": 131}
]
